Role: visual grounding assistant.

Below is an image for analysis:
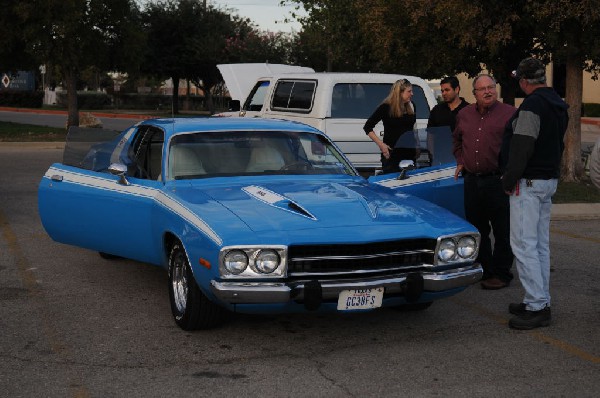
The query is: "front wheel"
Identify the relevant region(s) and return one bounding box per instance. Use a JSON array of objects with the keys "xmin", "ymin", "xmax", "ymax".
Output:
[{"xmin": 168, "ymin": 242, "xmax": 225, "ymax": 330}]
